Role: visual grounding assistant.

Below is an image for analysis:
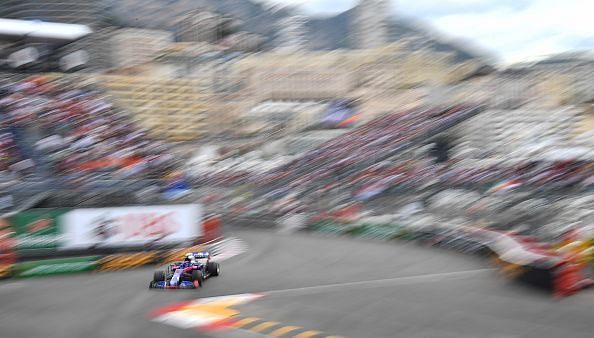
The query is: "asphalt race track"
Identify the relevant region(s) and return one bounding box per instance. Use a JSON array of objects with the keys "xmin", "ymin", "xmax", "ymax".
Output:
[{"xmin": 1, "ymin": 229, "xmax": 594, "ymax": 338}]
